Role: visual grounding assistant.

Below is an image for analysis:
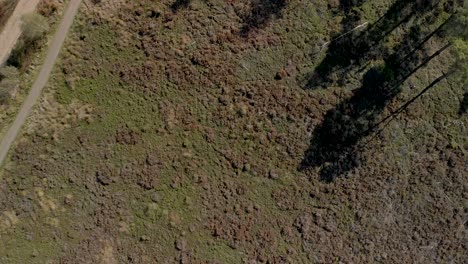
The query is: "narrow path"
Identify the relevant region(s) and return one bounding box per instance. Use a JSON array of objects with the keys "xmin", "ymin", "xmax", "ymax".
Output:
[
  {"xmin": 0, "ymin": 0, "xmax": 82, "ymax": 167},
  {"xmin": 0, "ymin": 0, "xmax": 41, "ymax": 66}
]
